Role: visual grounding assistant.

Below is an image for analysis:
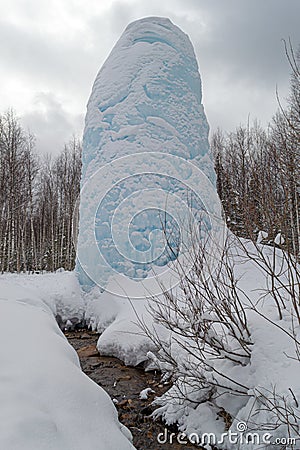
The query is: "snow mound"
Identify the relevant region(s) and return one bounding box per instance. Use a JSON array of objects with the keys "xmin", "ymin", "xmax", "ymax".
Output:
[
  {"xmin": 84, "ymin": 275, "xmax": 159, "ymax": 365},
  {"xmin": 150, "ymin": 239, "xmax": 300, "ymax": 449},
  {"xmin": 0, "ymin": 282, "xmax": 135, "ymax": 450},
  {"xmin": 1, "ymin": 271, "xmax": 85, "ymax": 328}
]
